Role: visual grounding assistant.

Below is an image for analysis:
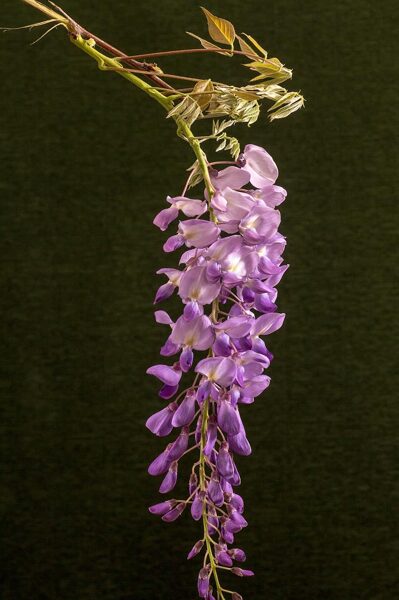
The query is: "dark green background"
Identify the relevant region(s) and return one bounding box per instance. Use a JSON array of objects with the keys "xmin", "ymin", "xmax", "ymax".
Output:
[{"xmin": 1, "ymin": 1, "xmax": 398, "ymax": 599}]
